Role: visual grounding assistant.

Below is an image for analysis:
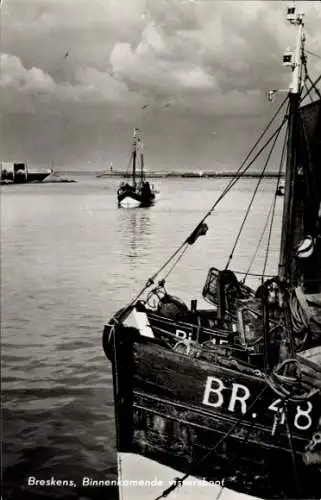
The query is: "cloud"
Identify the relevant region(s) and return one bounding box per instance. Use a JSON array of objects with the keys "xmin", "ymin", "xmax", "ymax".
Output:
[
  {"xmin": 1, "ymin": 0, "xmax": 321, "ymax": 164},
  {"xmin": 0, "ymin": 53, "xmax": 56, "ymax": 92},
  {"xmin": 0, "ymin": 53, "xmax": 142, "ymax": 108},
  {"xmin": 3, "ymin": 1, "xmax": 321, "ymax": 109}
]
